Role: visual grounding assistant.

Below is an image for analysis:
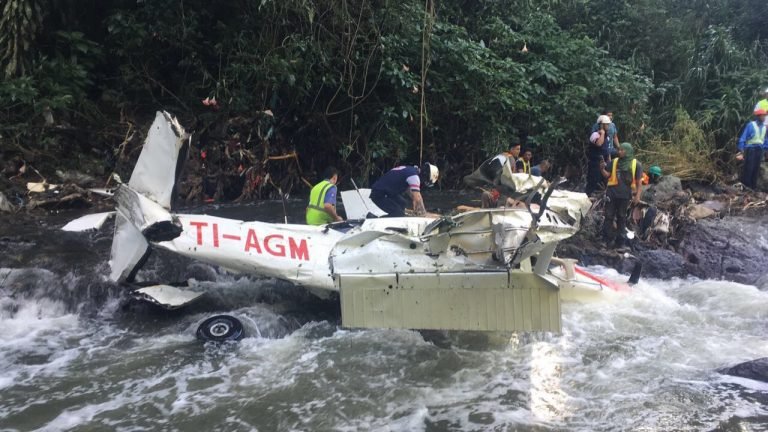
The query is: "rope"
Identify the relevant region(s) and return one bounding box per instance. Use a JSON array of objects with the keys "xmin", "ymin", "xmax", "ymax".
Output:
[{"xmin": 419, "ymin": 0, "xmax": 434, "ymax": 165}]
